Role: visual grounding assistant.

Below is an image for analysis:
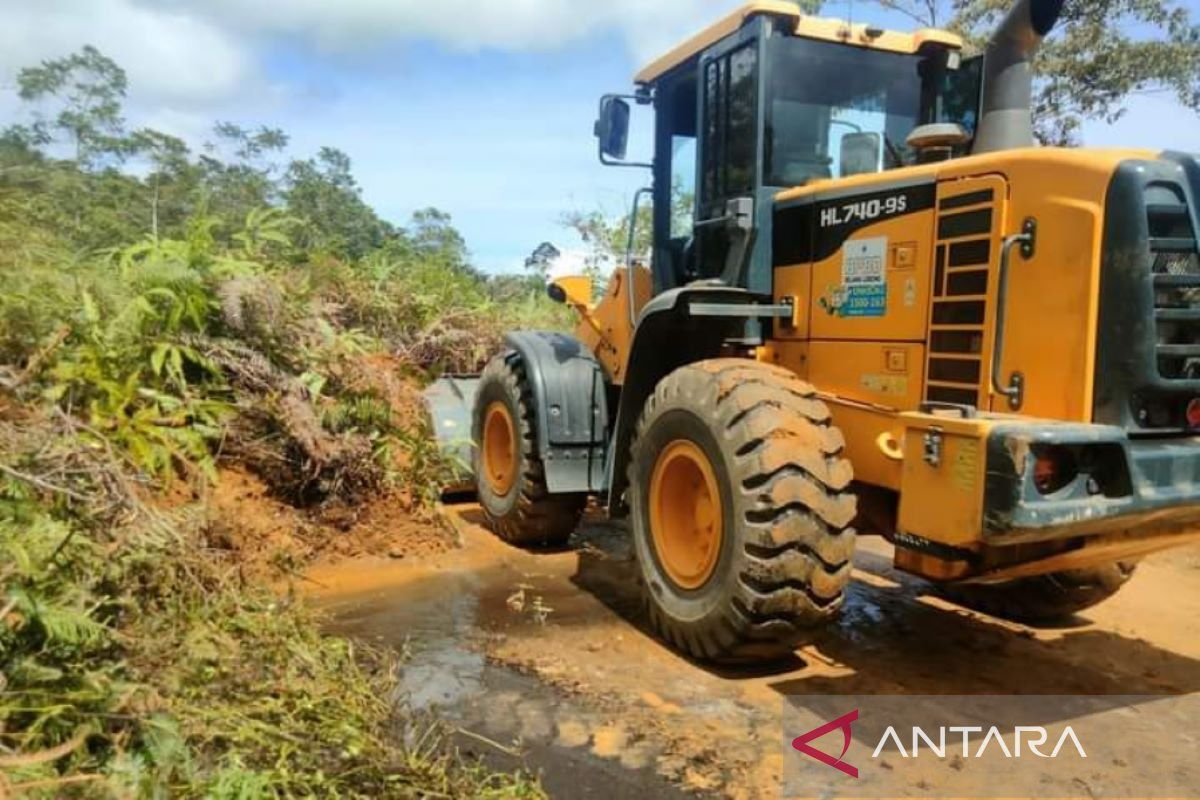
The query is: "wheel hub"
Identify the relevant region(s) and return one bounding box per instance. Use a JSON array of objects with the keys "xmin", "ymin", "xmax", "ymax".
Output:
[
  {"xmin": 649, "ymin": 439, "xmax": 724, "ymax": 590},
  {"xmin": 482, "ymin": 401, "xmax": 517, "ymax": 495}
]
